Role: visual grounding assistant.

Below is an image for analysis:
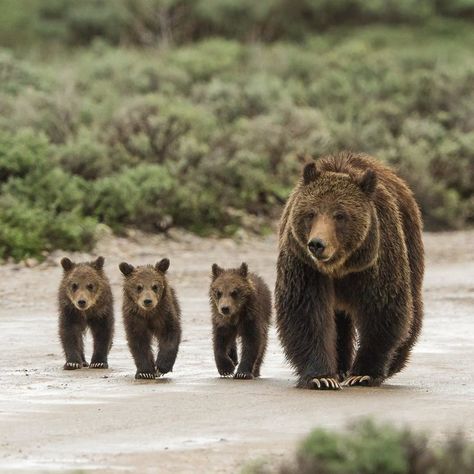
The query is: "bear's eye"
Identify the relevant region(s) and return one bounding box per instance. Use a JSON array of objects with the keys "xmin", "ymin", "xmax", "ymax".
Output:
[
  {"xmin": 230, "ymin": 289, "xmax": 239, "ymax": 298},
  {"xmin": 334, "ymin": 211, "xmax": 346, "ymax": 222},
  {"xmin": 71, "ymin": 283, "xmax": 78, "ymax": 292},
  {"xmin": 86, "ymin": 284, "xmax": 94, "ymax": 291},
  {"xmin": 215, "ymin": 290, "xmax": 222, "ymax": 299},
  {"xmin": 306, "ymin": 211, "xmax": 316, "ymax": 220},
  {"xmin": 151, "ymin": 284, "xmax": 159, "ymax": 292},
  {"xmin": 137, "ymin": 285, "xmax": 144, "ymax": 293}
]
